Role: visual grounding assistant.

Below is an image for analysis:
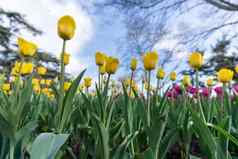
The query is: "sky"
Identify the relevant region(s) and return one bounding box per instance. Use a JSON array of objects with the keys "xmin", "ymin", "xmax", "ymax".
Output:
[
  {"xmin": 0, "ymin": 0, "xmax": 125, "ymax": 81},
  {"xmin": 1, "ymin": 0, "xmax": 237, "ymax": 86}
]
